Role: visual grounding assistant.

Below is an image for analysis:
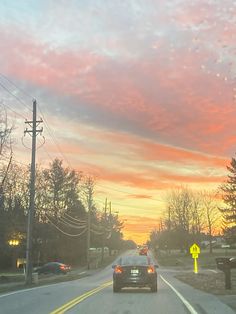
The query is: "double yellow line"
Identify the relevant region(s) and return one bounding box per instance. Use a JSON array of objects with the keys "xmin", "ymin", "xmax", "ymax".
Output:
[{"xmin": 50, "ymin": 281, "xmax": 112, "ymax": 314}]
